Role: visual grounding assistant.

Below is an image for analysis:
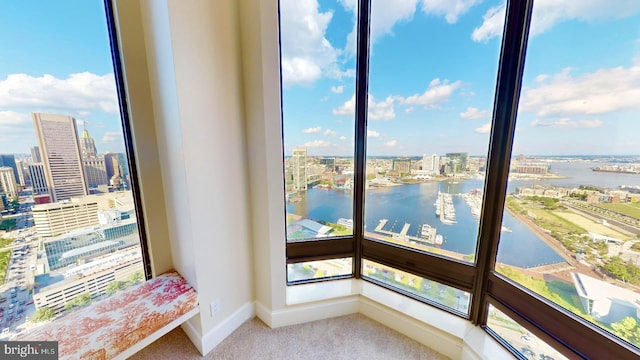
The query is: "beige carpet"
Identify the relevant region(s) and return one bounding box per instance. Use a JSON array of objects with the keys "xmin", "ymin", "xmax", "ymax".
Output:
[{"xmin": 130, "ymin": 314, "xmax": 449, "ymax": 359}]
